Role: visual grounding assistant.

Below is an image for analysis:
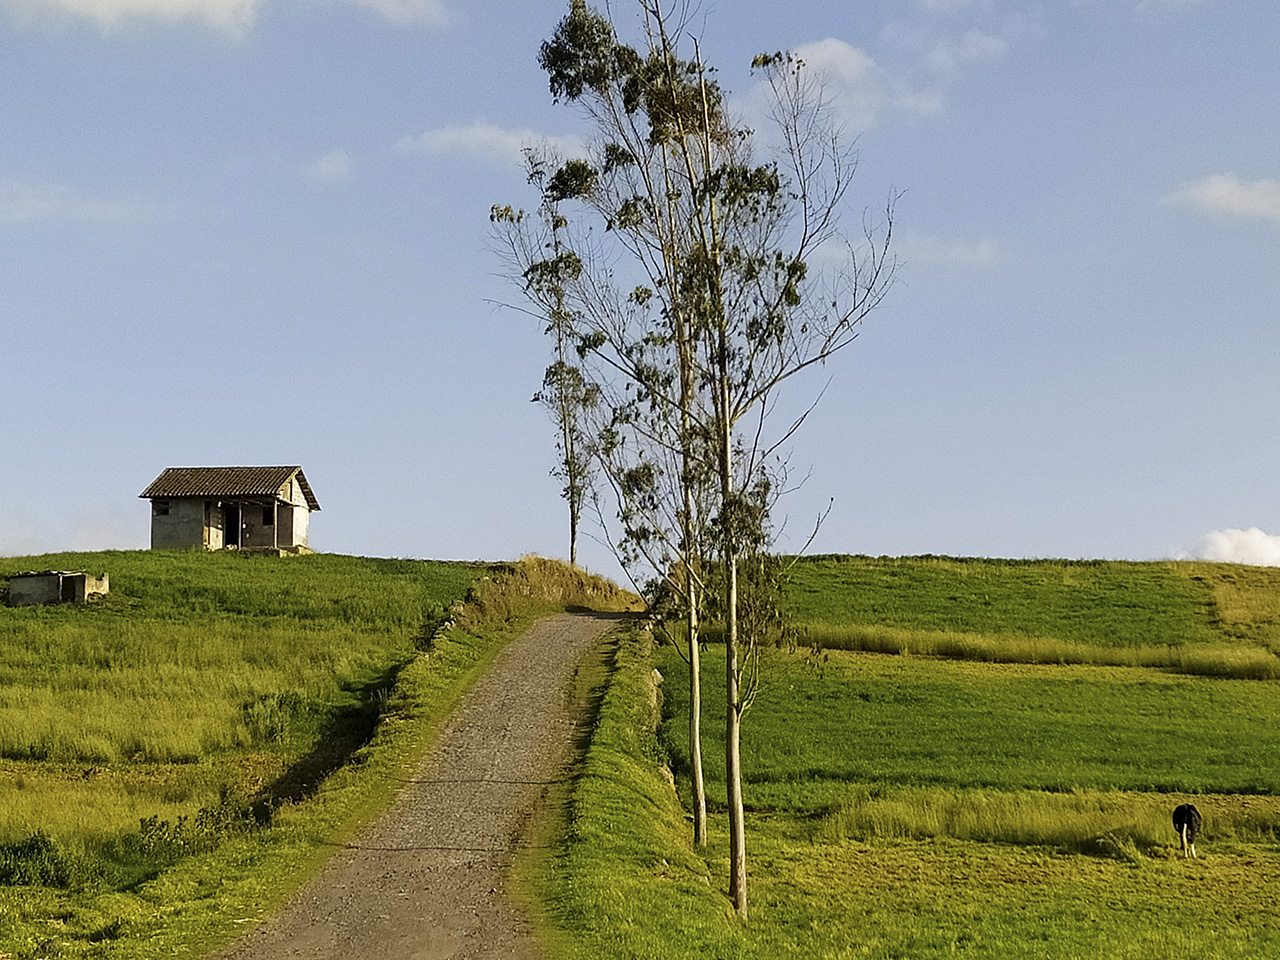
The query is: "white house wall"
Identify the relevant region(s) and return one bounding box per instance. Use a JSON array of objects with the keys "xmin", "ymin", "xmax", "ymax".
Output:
[
  {"xmin": 280, "ymin": 478, "xmax": 310, "ymax": 510},
  {"xmin": 206, "ymin": 501, "xmax": 225, "ymax": 550},
  {"xmin": 274, "ymin": 478, "xmax": 310, "ymax": 548},
  {"xmin": 290, "ymin": 504, "xmax": 309, "ymax": 547}
]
